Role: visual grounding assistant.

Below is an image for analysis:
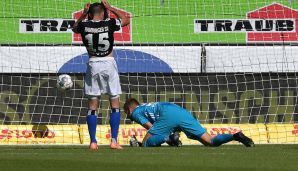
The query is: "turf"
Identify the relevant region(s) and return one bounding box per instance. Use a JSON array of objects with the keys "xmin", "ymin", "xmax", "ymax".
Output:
[
  {"xmin": 0, "ymin": 145, "xmax": 297, "ymax": 171},
  {"xmin": 1, "ymin": 0, "xmax": 297, "ymax": 44}
]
